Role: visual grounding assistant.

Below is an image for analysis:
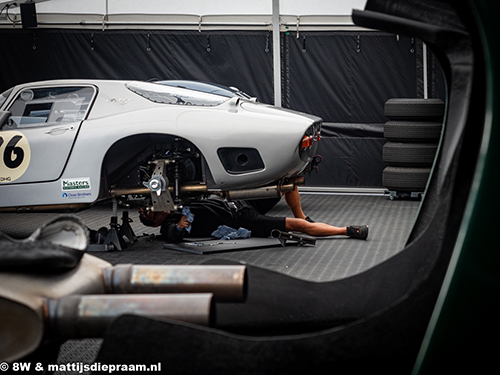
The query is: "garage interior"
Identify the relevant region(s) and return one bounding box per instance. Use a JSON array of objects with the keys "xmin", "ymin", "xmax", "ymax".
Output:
[
  {"xmin": 1, "ymin": 0, "xmax": 497, "ymax": 374},
  {"xmin": 0, "ymin": 194, "xmax": 421, "ymax": 370}
]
